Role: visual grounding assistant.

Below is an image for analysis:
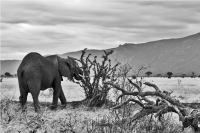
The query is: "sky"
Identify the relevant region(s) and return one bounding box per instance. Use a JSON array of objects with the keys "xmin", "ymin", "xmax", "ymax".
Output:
[{"xmin": 1, "ymin": 0, "xmax": 200, "ymax": 60}]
